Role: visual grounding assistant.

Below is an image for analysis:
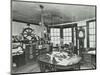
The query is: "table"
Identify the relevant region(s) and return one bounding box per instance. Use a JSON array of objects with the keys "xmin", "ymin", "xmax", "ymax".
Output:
[
  {"xmin": 38, "ymin": 54, "xmax": 81, "ymax": 72},
  {"xmin": 12, "ymin": 48, "xmax": 25, "ymax": 67},
  {"xmin": 82, "ymin": 51, "xmax": 96, "ymax": 69}
]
